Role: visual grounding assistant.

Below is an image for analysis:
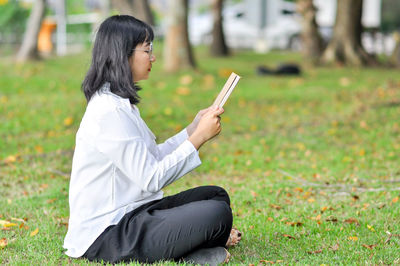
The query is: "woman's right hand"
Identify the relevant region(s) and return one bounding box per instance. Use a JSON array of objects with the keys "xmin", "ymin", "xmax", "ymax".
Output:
[{"xmin": 188, "ymin": 107, "xmax": 224, "ymax": 150}]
